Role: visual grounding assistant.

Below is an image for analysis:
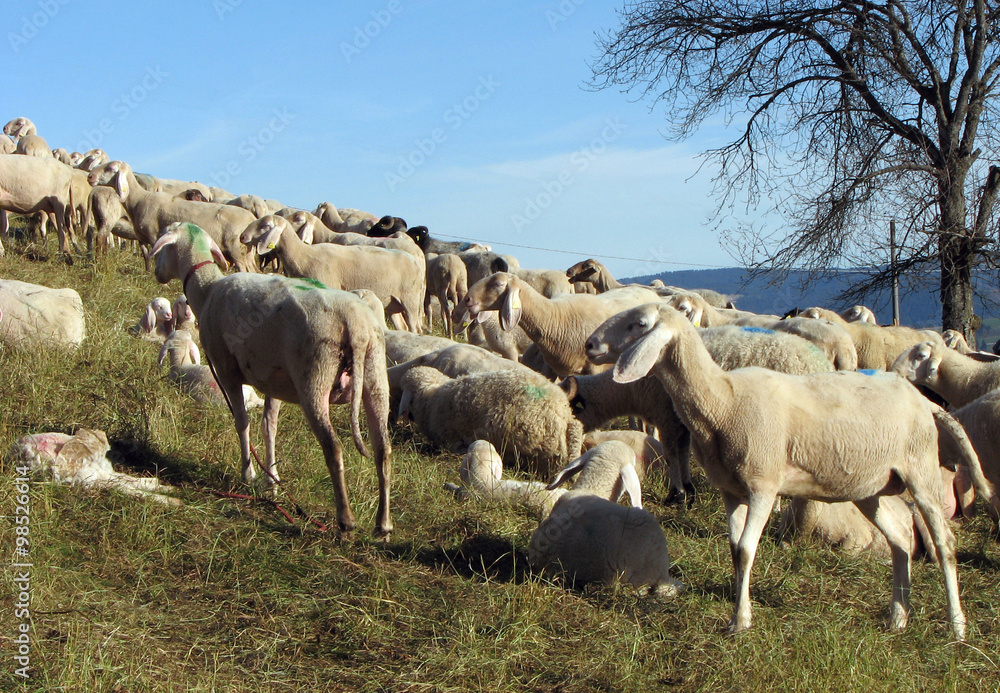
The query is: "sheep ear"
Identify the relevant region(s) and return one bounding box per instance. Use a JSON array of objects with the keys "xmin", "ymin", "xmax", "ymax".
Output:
[
  {"xmin": 397, "ymin": 389, "xmax": 413, "ymax": 421},
  {"xmin": 150, "ymin": 230, "xmax": 179, "ymax": 258},
  {"xmin": 208, "ymin": 237, "xmax": 229, "ymax": 270},
  {"xmin": 298, "ymin": 221, "xmax": 315, "ymax": 245},
  {"xmin": 189, "ymin": 341, "xmax": 201, "ymax": 365},
  {"xmin": 112, "ymin": 167, "xmax": 129, "ymax": 202},
  {"xmin": 620, "ymin": 462, "xmax": 643, "ymax": 509},
  {"xmin": 613, "ymin": 326, "xmax": 670, "ymax": 383},
  {"xmin": 927, "ymin": 353, "xmax": 942, "ymax": 377},
  {"xmin": 475, "ymin": 310, "xmax": 490, "ymax": 325},
  {"xmin": 490, "ymin": 257, "xmax": 509, "ymax": 273},
  {"xmin": 559, "ymin": 376, "xmax": 578, "ymax": 401},
  {"xmin": 141, "ymin": 304, "xmax": 156, "ymax": 333},
  {"xmin": 546, "ymin": 454, "xmax": 587, "ymax": 490},
  {"xmin": 256, "ymin": 220, "xmax": 284, "ymax": 256},
  {"xmin": 157, "ymin": 342, "xmax": 169, "ymax": 367},
  {"xmin": 500, "ymin": 287, "xmax": 521, "ymax": 331}
]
